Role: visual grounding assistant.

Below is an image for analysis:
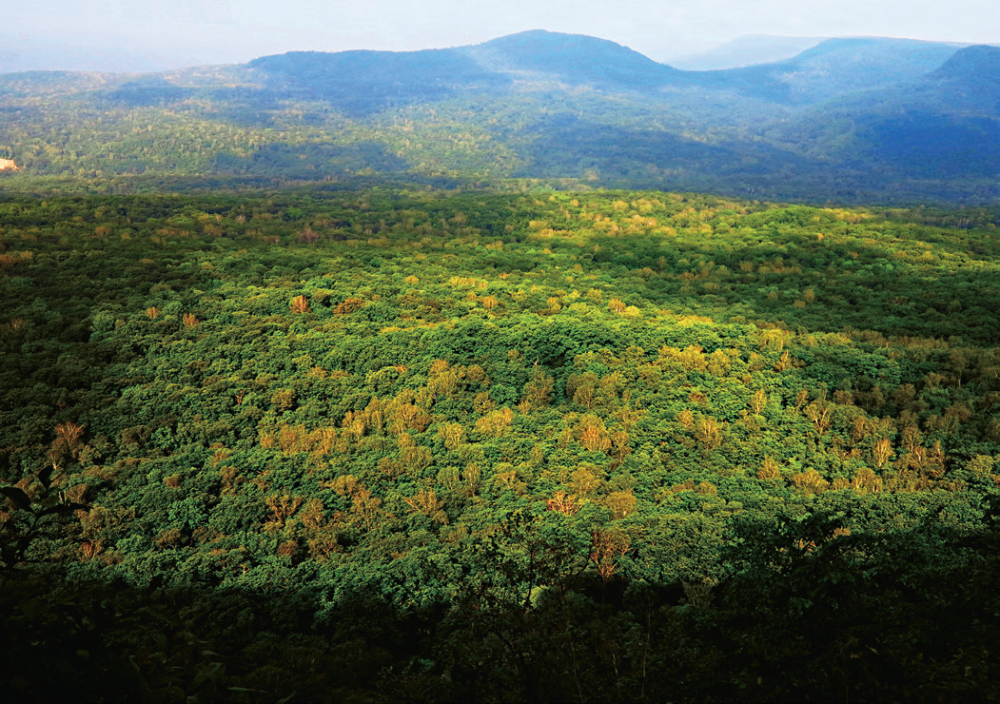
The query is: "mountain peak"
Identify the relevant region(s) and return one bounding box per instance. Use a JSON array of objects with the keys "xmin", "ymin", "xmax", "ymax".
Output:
[
  {"xmin": 931, "ymin": 44, "xmax": 1000, "ymax": 82},
  {"xmin": 479, "ymin": 29, "xmax": 638, "ymax": 51},
  {"xmin": 464, "ymin": 30, "xmax": 675, "ymax": 87}
]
